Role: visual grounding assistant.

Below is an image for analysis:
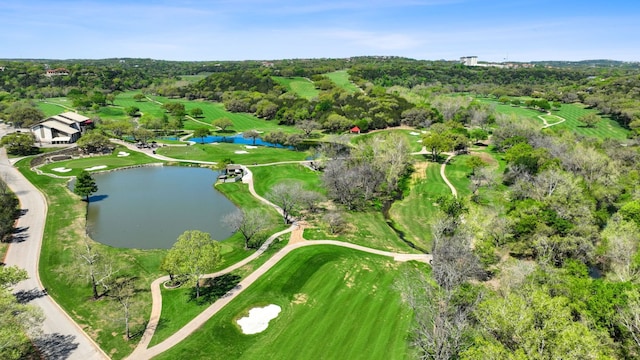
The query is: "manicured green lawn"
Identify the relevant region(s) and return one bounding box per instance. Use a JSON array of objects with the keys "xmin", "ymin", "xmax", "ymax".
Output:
[
  {"xmin": 324, "ymin": 70, "xmax": 360, "ymax": 93},
  {"xmin": 388, "ymin": 157, "xmax": 451, "ymax": 251},
  {"xmin": 272, "ymin": 76, "xmax": 320, "ymax": 100},
  {"xmin": 157, "ymin": 143, "xmax": 310, "ymax": 164},
  {"xmin": 16, "ymin": 158, "xmax": 166, "ymax": 359},
  {"xmin": 249, "ymin": 164, "xmax": 324, "ymax": 196},
  {"xmin": 154, "ymin": 245, "xmax": 419, "ymax": 360},
  {"xmin": 38, "ymin": 100, "xmax": 72, "ymax": 116},
  {"xmin": 444, "ymin": 154, "xmax": 472, "ymax": 198},
  {"xmin": 550, "ymin": 103, "xmax": 629, "ymax": 140},
  {"xmin": 38, "ymin": 146, "xmax": 161, "ymax": 177}
]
